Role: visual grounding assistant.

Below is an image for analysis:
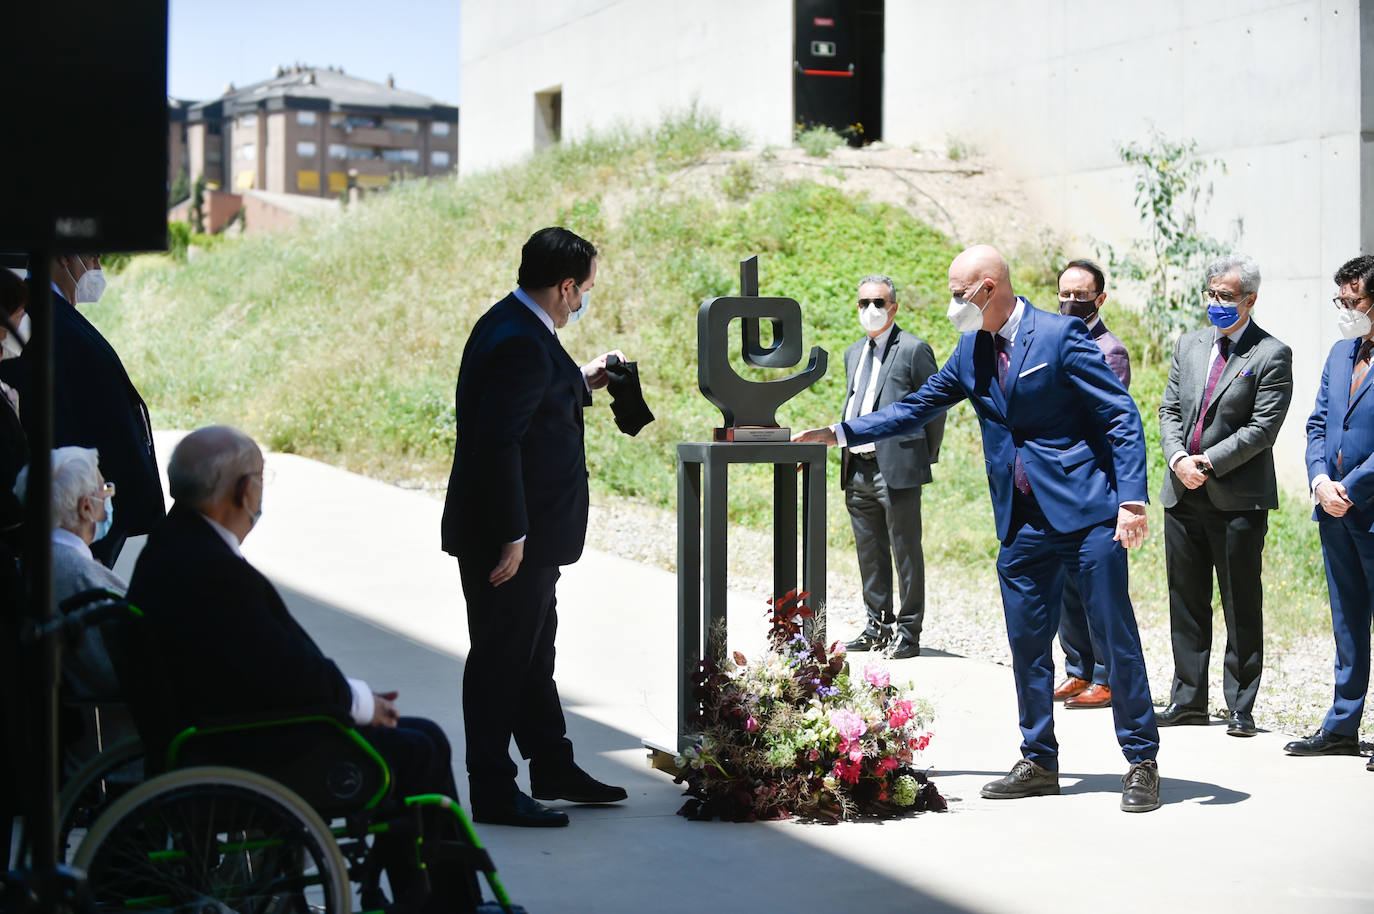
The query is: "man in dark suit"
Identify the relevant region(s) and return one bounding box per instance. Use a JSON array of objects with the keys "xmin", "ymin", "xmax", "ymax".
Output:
[
  {"xmin": 1157, "ymin": 253, "xmax": 1293, "ymax": 737},
  {"xmin": 441, "ymin": 227, "xmax": 629, "ymax": 827},
  {"xmin": 1287, "ymin": 253, "xmax": 1374, "ymax": 766},
  {"xmin": 1052, "ymin": 260, "xmax": 1134, "ymax": 711},
  {"xmin": 0, "ymin": 254, "xmax": 164, "ymax": 565},
  {"xmin": 126, "ymin": 426, "xmax": 479, "ymax": 912},
  {"xmin": 797, "ymin": 245, "xmax": 1161, "ymax": 812},
  {"xmin": 839, "ymin": 274, "xmax": 943, "ymax": 660}
]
